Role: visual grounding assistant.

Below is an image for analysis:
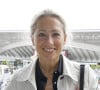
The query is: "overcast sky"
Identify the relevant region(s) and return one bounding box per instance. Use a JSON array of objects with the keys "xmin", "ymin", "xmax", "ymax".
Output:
[{"xmin": 0, "ymin": 0, "xmax": 100, "ymax": 32}]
